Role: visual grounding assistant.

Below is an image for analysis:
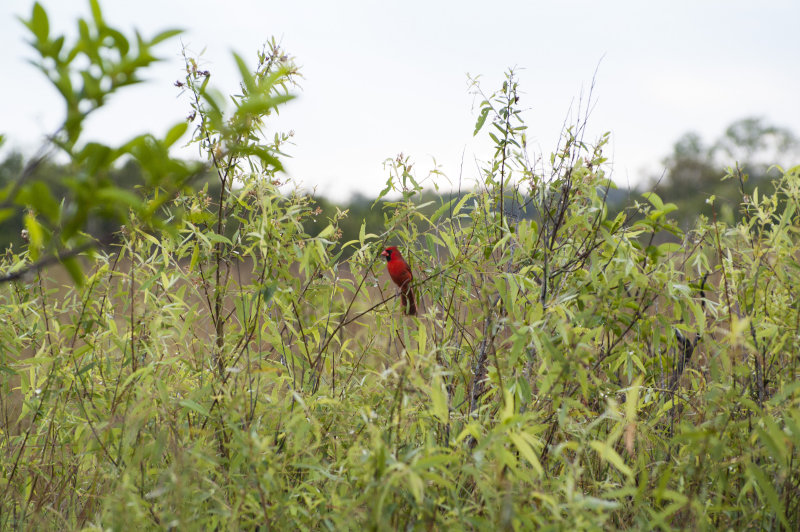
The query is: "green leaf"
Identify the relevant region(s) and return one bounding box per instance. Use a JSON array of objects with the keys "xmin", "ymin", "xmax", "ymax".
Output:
[
  {"xmin": 259, "ymin": 281, "xmax": 278, "ymax": 304},
  {"xmin": 657, "ymin": 242, "xmax": 682, "ymax": 254},
  {"xmin": 405, "ymin": 469, "xmax": 424, "ymax": 504},
  {"xmin": 89, "ymin": 0, "xmax": 103, "ymax": 28},
  {"xmin": 105, "ymin": 28, "xmax": 129, "ymax": 56},
  {"xmin": 230, "ymin": 144, "xmax": 283, "ymax": 172},
  {"xmin": 233, "ymin": 52, "xmax": 256, "ymax": 93},
  {"xmin": 642, "ymin": 191, "xmax": 664, "ymax": 210},
  {"xmin": 317, "ymin": 224, "xmax": 334, "ymax": 239},
  {"xmin": 205, "ymin": 232, "xmax": 233, "ymax": 246},
  {"xmin": 16, "ymin": 182, "xmax": 60, "ymax": 222},
  {"xmin": 179, "ymin": 398, "xmax": 210, "ymax": 417},
  {"xmin": 30, "ymin": 3, "xmax": 49, "ymax": 43},
  {"xmin": 755, "ymin": 419, "xmax": 788, "ymax": 466},
  {"xmin": 499, "ymin": 388, "xmax": 514, "ymax": 422},
  {"xmin": 24, "ymin": 213, "xmax": 44, "ymax": 259},
  {"xmin": 149, "ymin": 28, "xmax": 182, "ymax": 46},
  {"xmin": 188, "ymin": 243, "xmax": 200, "ymax": 271},
  {"xmin": 452, "ymin": 192, "xmax": 475, "ymax": 216},
  {"xmin": 746, "ymin": 461, "xmax": 789, "ymax": 528},
  {"xmin": 95, "ymin": 188, "xmax": 143, "ymax": 212},
  {"xmin": 78, "ymin": 18, "xmax": 90, "ymax": 44},
  {"xmin": 589, "ymin": 441, "xmax": 632, "ymax": 477},
  {"xmin": 508, "ymin": 432, "xmax": 544, "ymax": 476},
  {"xmin": 164, "ymin": 122, "xmax": 188, "ymax": 147},
  {"xmin": 429, "ymin": 374, "xmax": 448, "ymax": 423},
  {"xmin": 474, "ymin": 106, "xmax": 490, "ymax": 136},
  {"xmin": 431, "ymin": 197, "xmax": 456, "ymax": 223},
  {"xmin": 235, "ymin": 94, "xmax": 294, "ymax": 119},
  {"xmin": 375, "ymin": 178, "xmax": 393, "ymax": 202},
  {"xmin": 625, "ymin": 376, "xmax": 642, "ymax": 422},
  {"xmin": 61, "ymin": 255, "xmax": 84, "ymax": 286}
]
